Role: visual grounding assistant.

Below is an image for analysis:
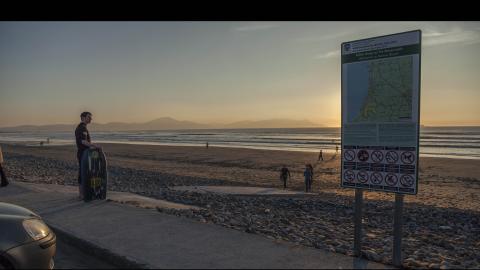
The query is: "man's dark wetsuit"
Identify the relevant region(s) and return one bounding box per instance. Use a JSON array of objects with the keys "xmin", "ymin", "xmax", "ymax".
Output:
[{"xmin": 75, "ymin": 122, "xmax": 91, "ymax": 185}]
